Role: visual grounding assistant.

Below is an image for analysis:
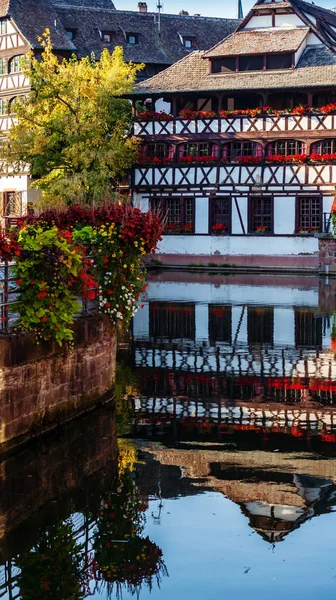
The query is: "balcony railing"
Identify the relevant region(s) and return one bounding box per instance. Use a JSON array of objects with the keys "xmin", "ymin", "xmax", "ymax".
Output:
[{"xmin": 133, "ymin": 112, "xmax": 336, "ymax": 137}]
